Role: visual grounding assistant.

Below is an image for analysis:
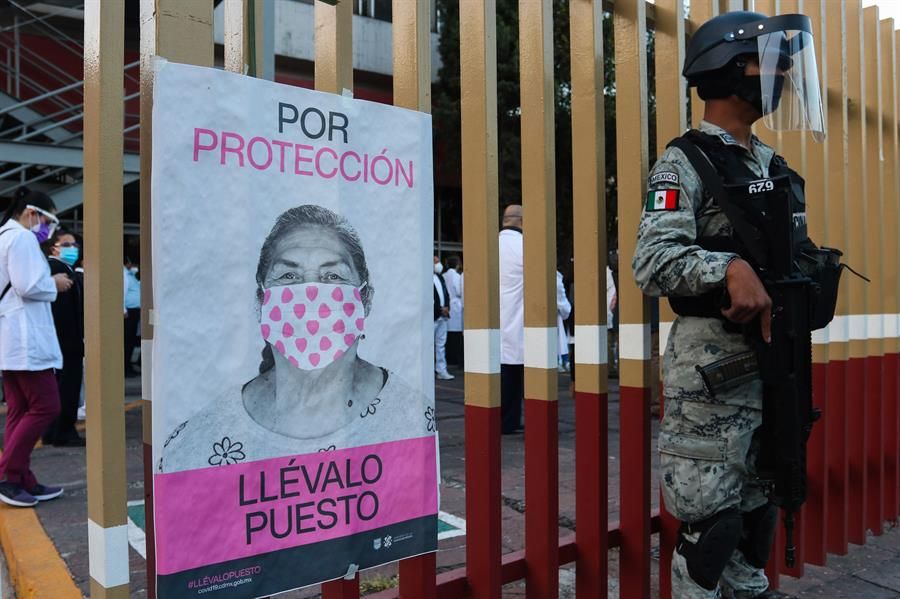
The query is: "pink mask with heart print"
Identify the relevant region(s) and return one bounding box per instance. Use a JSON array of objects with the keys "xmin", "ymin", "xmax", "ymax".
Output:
[{"xmin": 260, "ymin": 283, "xmax": 366, "ymax": 370}]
